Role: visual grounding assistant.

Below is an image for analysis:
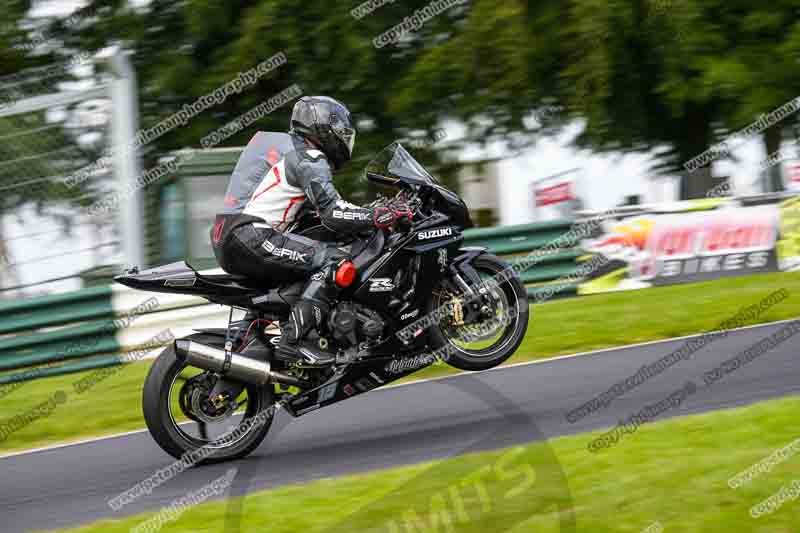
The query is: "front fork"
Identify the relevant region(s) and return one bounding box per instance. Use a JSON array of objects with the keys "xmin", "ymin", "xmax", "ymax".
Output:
[{"xmin": 443, "ymin": 249, "xmax": 497, "ymax": 326}]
